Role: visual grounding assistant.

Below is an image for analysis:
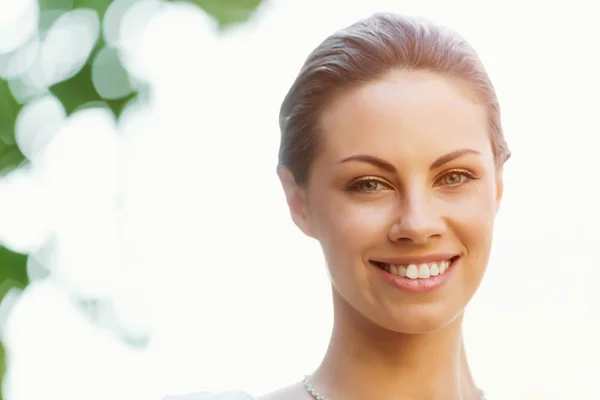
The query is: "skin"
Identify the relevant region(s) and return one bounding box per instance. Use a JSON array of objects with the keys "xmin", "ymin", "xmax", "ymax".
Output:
[{"xmin": 265, "ymin": 69, "xmax": 504, "ymax": 400}]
